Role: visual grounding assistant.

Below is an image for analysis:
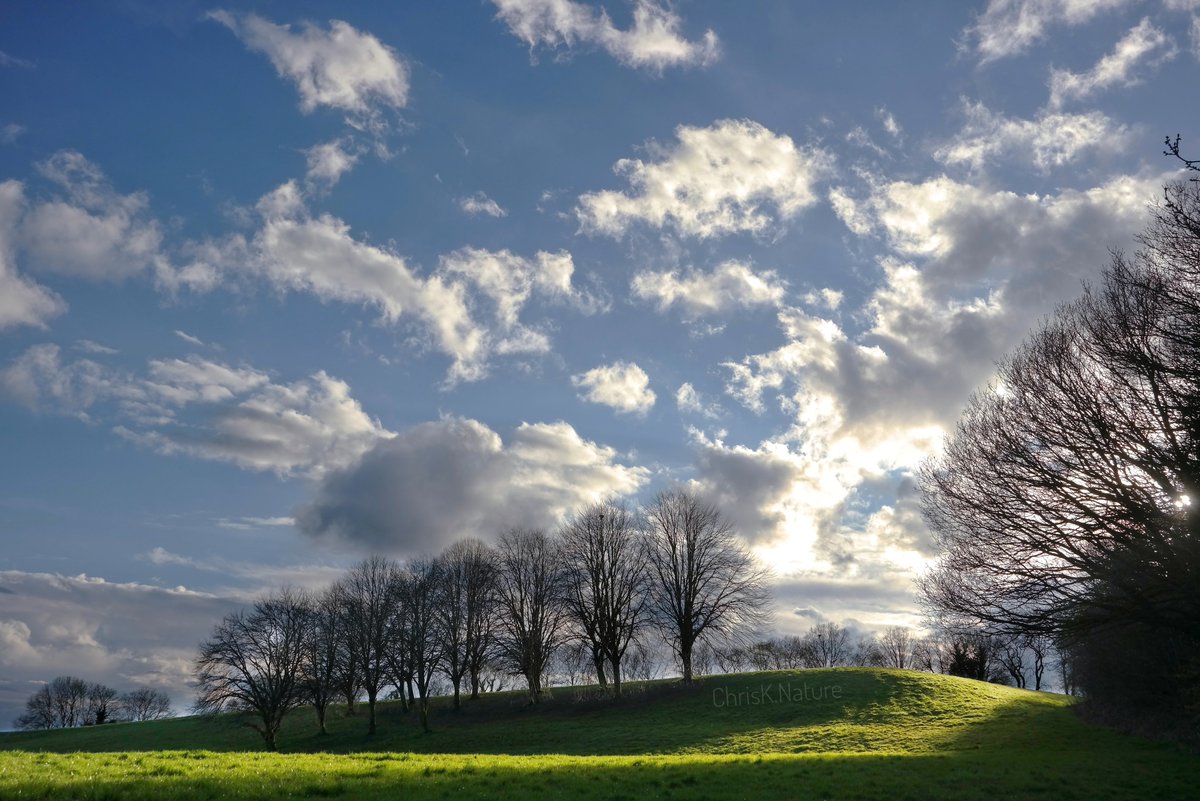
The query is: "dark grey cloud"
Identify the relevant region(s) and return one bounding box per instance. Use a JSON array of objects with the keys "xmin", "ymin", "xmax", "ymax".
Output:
[{"xmin": 297, "ymin": 417, "xmax": 647, "ymax": 555}]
